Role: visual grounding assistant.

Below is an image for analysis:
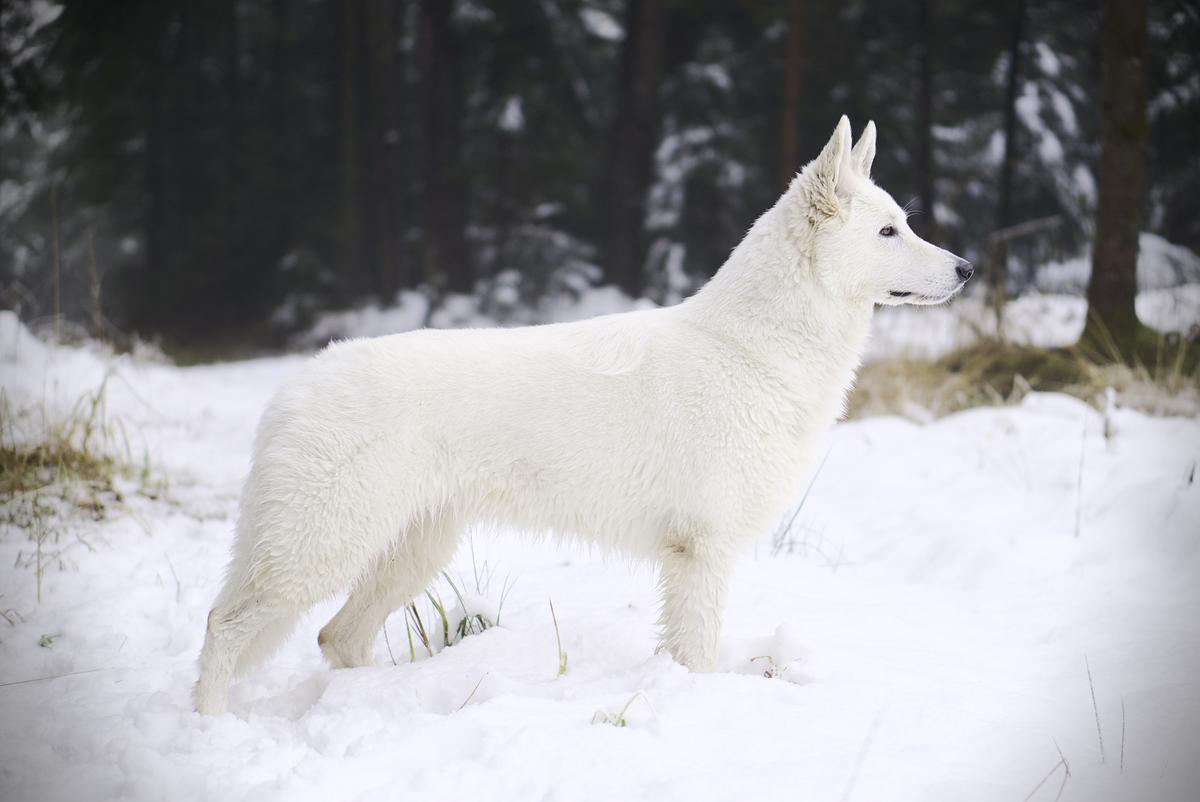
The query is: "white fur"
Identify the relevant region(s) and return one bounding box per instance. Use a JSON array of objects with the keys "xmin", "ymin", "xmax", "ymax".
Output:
[{"xmin": 194, "ymin": 117, "xmax": 970, "ymax": 715}]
